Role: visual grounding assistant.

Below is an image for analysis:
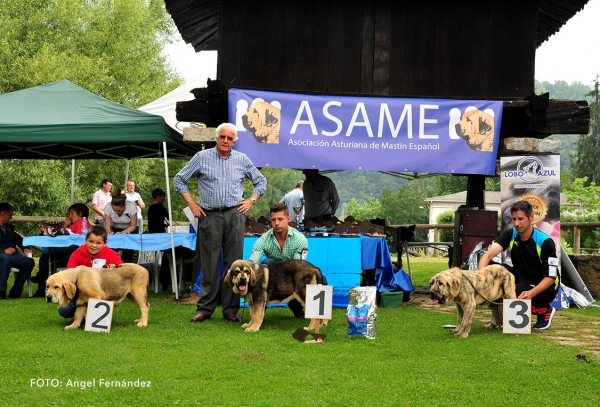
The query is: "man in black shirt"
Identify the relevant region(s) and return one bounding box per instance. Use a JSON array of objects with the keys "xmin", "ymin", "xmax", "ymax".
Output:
[
  {"xmin": 479, "ymin": 200, "xmax": 559, "ymax": 330},
  {"xmin": 148, "ymin": 188, "xmax": 171, "ymax": 291}
]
